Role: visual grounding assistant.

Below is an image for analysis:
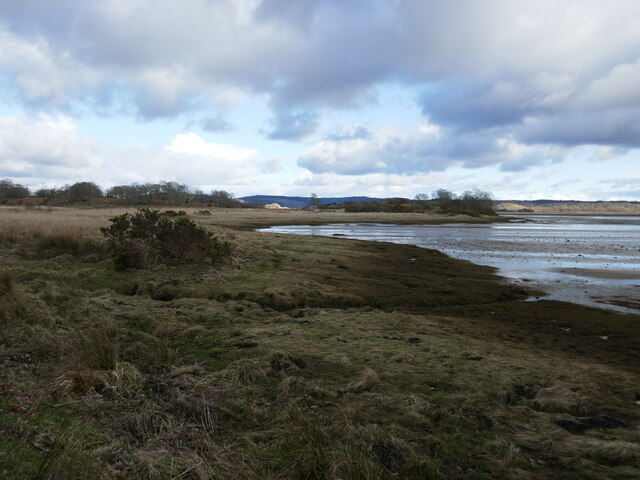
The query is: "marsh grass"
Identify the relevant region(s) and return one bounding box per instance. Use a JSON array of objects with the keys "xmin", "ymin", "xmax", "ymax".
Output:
[{"xmin": 1, "ymin": 207, "xmax": 640, "ymax": 479}]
